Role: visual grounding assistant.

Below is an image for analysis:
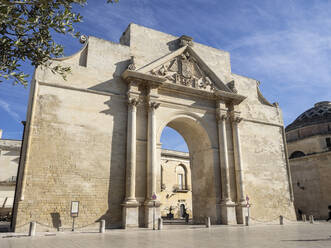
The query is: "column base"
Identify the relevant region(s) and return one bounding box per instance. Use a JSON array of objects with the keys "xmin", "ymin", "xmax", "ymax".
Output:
[
  {"xmin": 122, "ymin": 200, "xmax": 140, "ymax": 228},
  {"xmin": 219, "ymin": 200, "xmax": 237, "ymax": 225},
  {"xmin": 144, "ymin": 201, "xmax": 161, "ymax": 228},
  {"xmin": 236, "ymin": 203, "xmax": 248, "ymax": 224}
]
